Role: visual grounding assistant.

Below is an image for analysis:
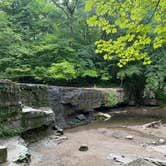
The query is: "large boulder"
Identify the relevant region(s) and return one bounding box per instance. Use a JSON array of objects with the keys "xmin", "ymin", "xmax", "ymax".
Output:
[{"xmin": 22, "ymin": 106, "xmax": 55, "ymax": 131}]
